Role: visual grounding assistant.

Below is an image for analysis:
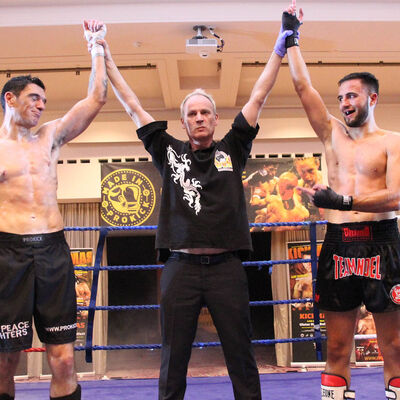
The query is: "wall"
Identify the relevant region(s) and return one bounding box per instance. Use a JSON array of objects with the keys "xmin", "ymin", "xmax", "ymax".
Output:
[
  {"xmin": 57, "ymin": 103, "xmax": 400, "ymax": 201},
  {"xmin": 57, "ymin": 113, "xmax": 325, "ymax": 201}
]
